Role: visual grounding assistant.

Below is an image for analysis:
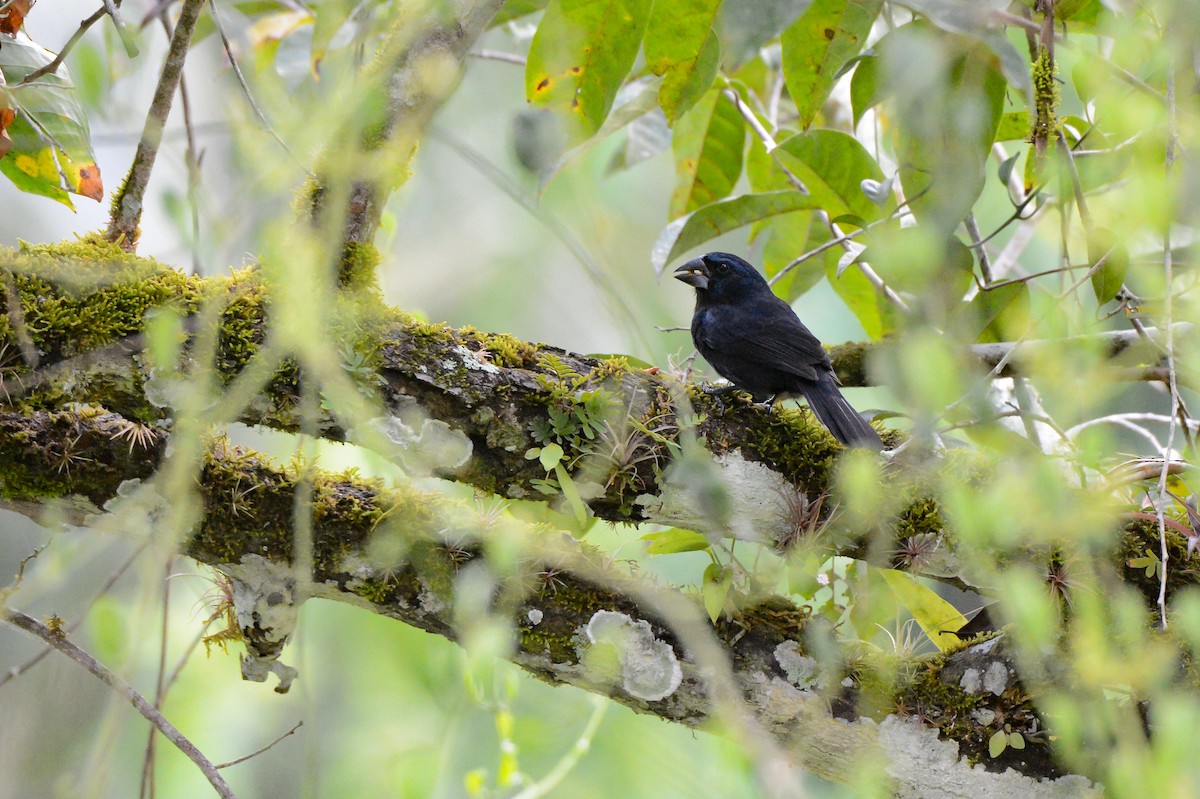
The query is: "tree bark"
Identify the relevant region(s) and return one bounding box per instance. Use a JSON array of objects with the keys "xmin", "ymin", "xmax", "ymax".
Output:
[{"xmin": 3, "ymin": 239, "xmax": 1182, "ymax": 796}]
